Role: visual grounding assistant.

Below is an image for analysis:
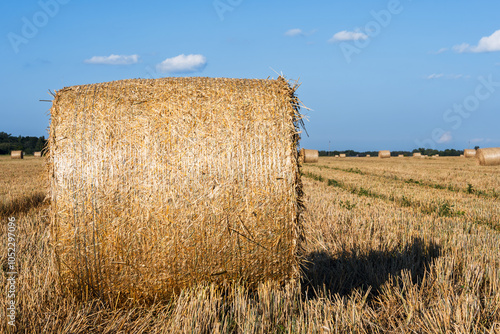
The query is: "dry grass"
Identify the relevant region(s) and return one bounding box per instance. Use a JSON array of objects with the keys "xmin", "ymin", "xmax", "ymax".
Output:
[{"xmin": 1, "ymin": 156, "xmax": 500, "ymax": 332}]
